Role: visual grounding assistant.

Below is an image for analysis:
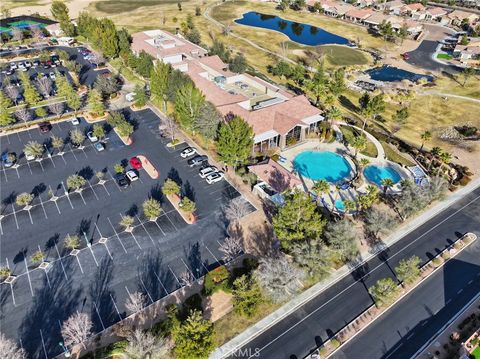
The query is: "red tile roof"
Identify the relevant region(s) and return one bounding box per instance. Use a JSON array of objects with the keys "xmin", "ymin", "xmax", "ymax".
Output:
[
  {"xmin": 249, "ymin": 159, "xmax": 302, "ymax": 192},
  {"xmin": 345, "ymin": 8, "xmax": 374, "ymax": 19}
]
